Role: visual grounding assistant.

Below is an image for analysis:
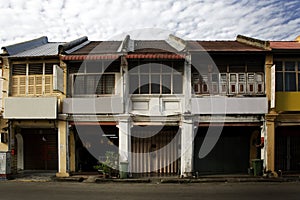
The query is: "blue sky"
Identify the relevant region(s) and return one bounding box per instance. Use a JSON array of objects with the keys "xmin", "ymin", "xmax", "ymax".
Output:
[{"xmin": 0, "ymin": 0, "xmax": 299, "ymax": 46}]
